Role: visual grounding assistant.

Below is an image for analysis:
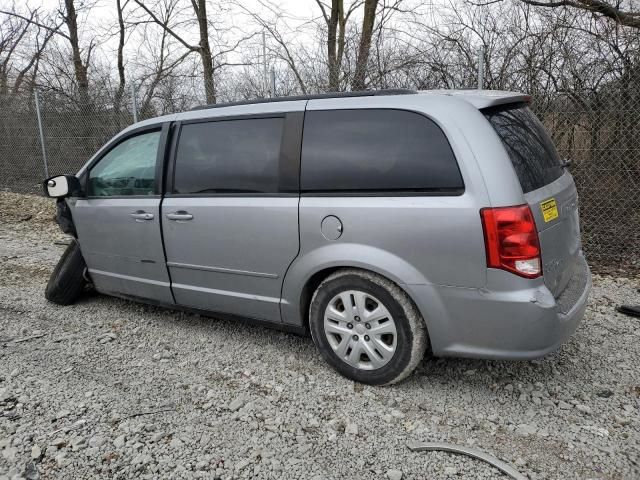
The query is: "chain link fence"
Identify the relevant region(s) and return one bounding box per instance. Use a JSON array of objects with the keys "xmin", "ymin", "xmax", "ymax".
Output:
[
  {"xmin": 531, "ymin": 80, "xmax": 640, "ymax": 272},
  {"xmin": 0, "ymin": 87, "xmax": 638, "ymax": 271},
  {"xmin": 0, "ymin": 90, "xmax": 135, "ymax": 194}
]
